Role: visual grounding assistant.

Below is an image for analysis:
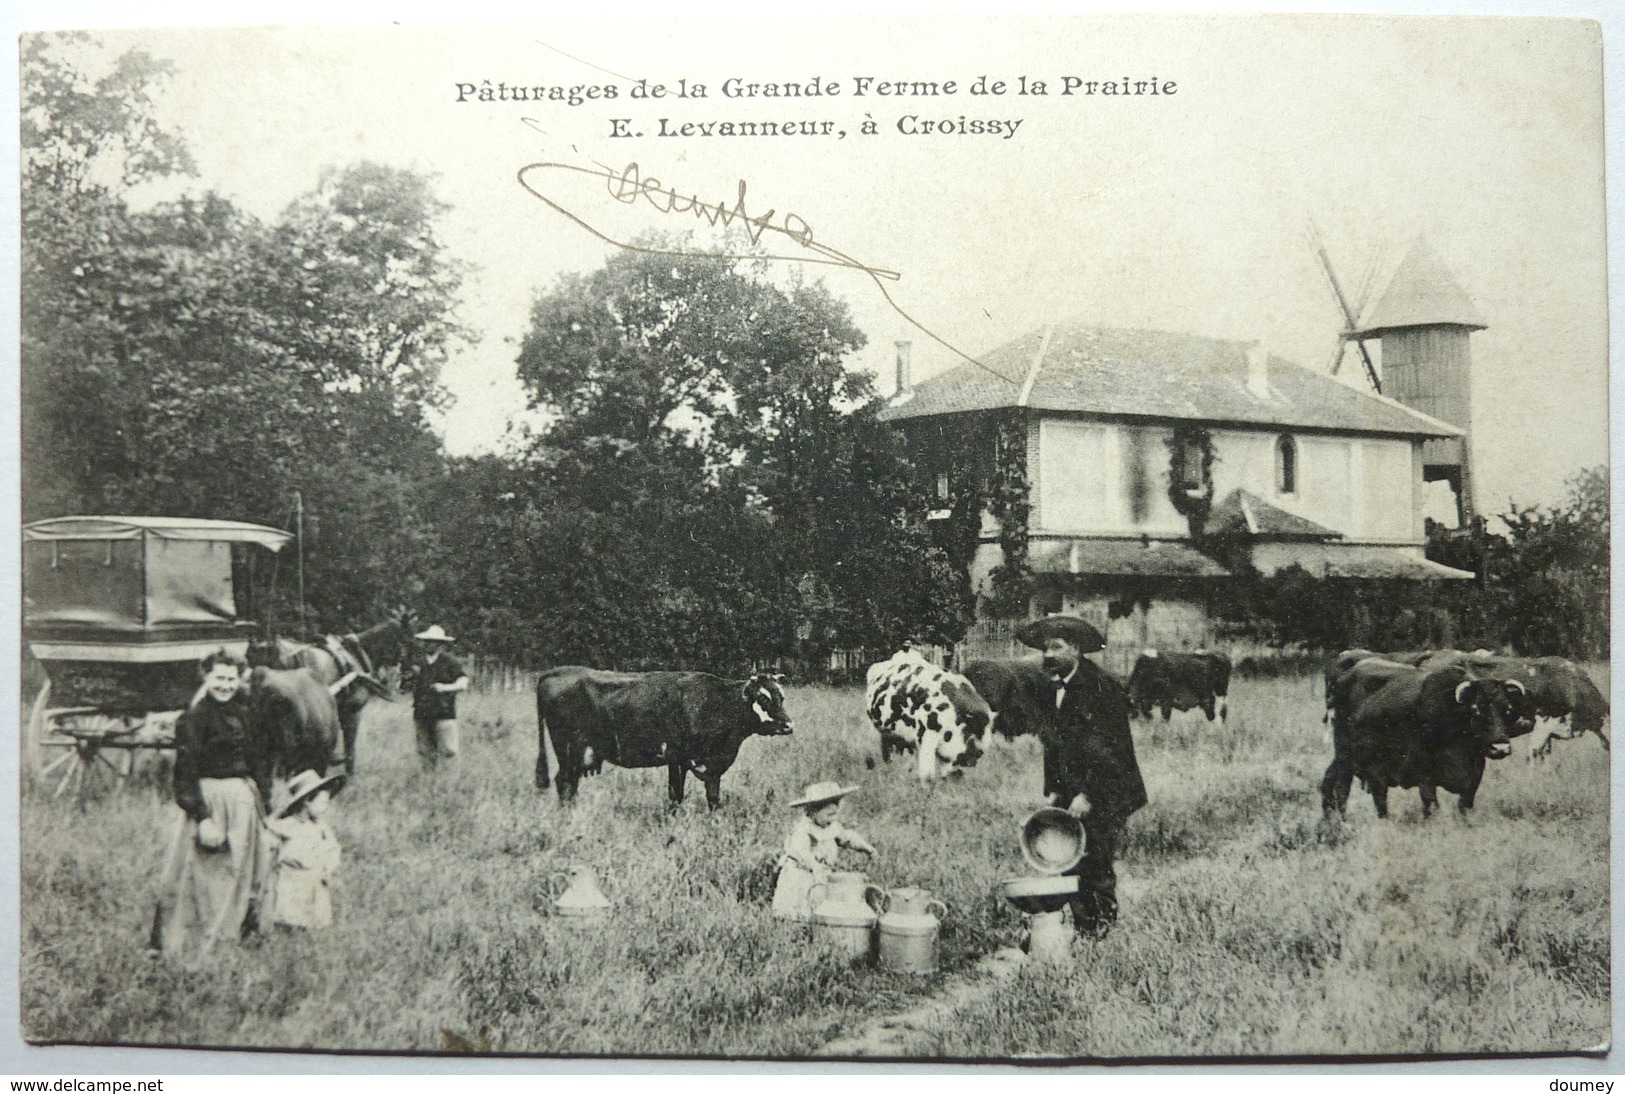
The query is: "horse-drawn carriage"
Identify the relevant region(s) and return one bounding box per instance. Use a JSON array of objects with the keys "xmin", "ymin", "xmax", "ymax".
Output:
[{"xmin": 23, "ymin": 516, "xmax": 293, "ymax": 798}]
